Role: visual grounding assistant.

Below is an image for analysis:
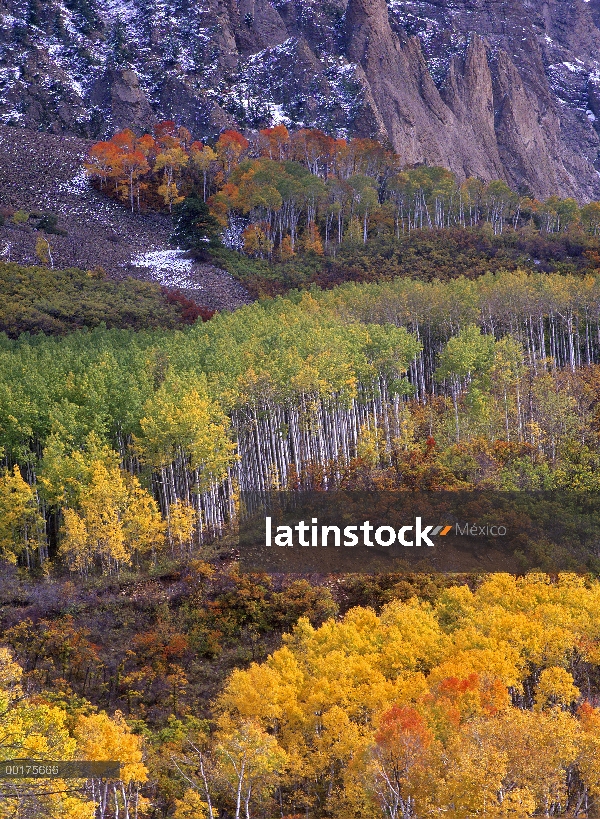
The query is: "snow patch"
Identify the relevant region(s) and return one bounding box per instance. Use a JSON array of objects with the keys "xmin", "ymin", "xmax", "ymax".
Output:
[
  {"xmin": 57, "ymin": 167, "xmax": 90, "ymax": 198},
  {"xmin": 269, "ymin": 104, "xmax": 293, "ymax": 127},
  {"xmin": 96, "ymin": 0, "xmax": 138, "ymax": 23},
  {"xmin": 222, "ymin": 217, "xmax": 246, "ymax": 252},
  {"xmin": 131, "ymin": 249, "xmax": 203, "ymax": 290}
]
